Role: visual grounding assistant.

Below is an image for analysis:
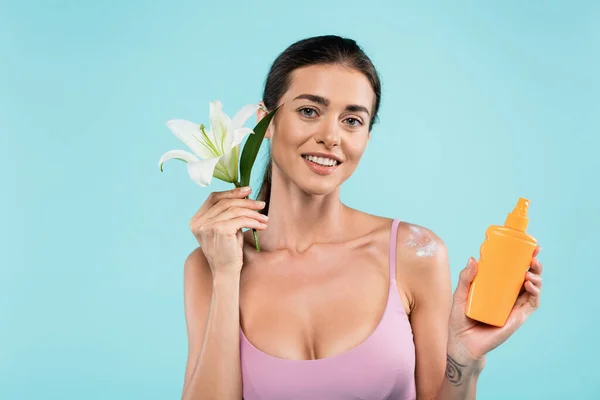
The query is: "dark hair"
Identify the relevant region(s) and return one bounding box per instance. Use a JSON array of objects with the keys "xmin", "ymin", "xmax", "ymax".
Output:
[{"xmin": 257, "ymin": 35, "xmax": 382, "ymax": 214}]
